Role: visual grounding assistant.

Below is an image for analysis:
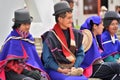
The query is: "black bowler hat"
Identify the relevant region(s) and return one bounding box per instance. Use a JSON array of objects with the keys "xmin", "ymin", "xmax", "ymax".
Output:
[
  {"xmin": 12, "ymin": 8, "xmax": 33, "ymax": 24},
  {"xmin": 103, "ymin": 11, "xmax": 120, "ymax": 27},
  {"xmin": 53, "ymin": 1, "xmax": 72, "ymax": 16}
]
